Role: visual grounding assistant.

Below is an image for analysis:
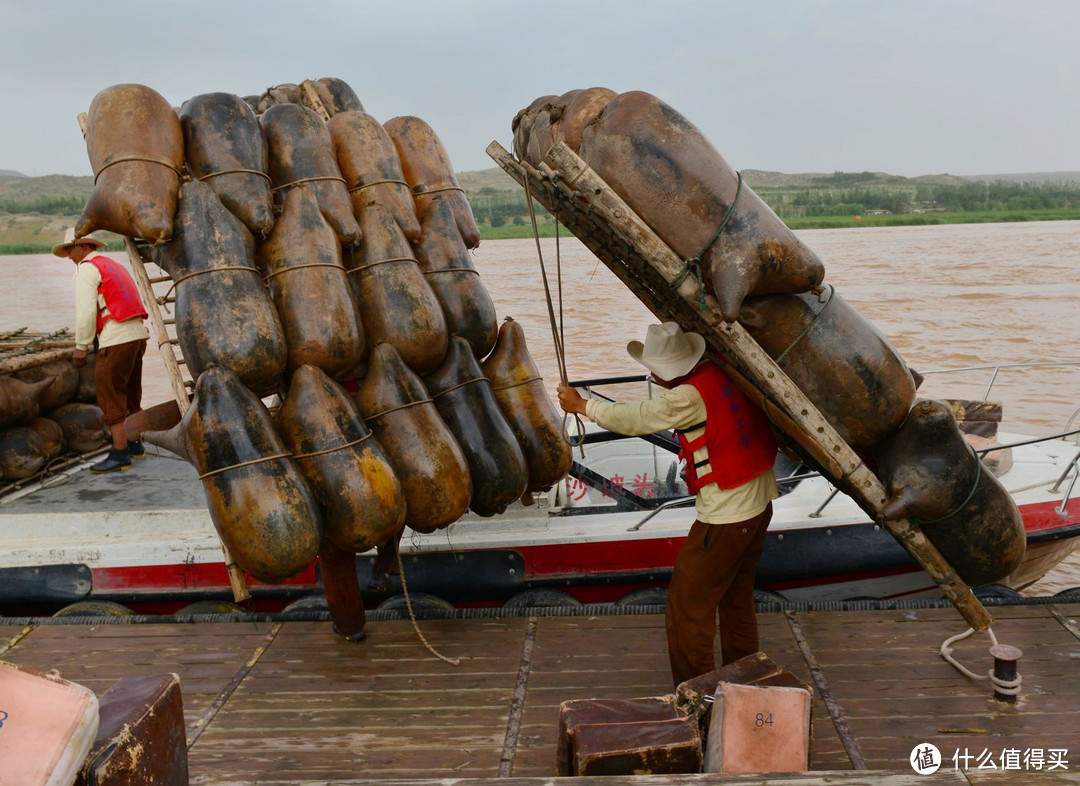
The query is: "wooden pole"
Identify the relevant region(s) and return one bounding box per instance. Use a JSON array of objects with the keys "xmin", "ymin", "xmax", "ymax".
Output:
[
  {"xmin": 122, "ymin": 239, "xmax": 252, "ymax": 603},
  {"xmin": 299, "ymin": 80, "xmax": 331, "ymax": 122},
  {"xmin": 487, "ymin": 140, "xmax": 992, "ymax": 632},
  {"xmin": 0, "ymin": 348, "xmax": 75, "ymax": 375},
  {"xmin": 122, "ymin": 239, "xmax": 192, "ymax": 409}
]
